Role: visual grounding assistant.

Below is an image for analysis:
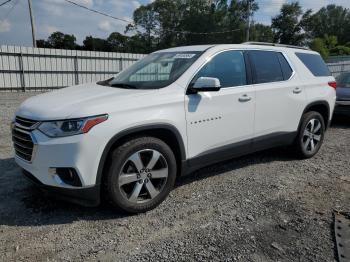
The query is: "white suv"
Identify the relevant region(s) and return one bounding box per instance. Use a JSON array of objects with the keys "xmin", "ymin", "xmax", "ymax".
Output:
[{"xmin": 12, "ymin": 43, "xmax": 336, "ymax": 213}]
